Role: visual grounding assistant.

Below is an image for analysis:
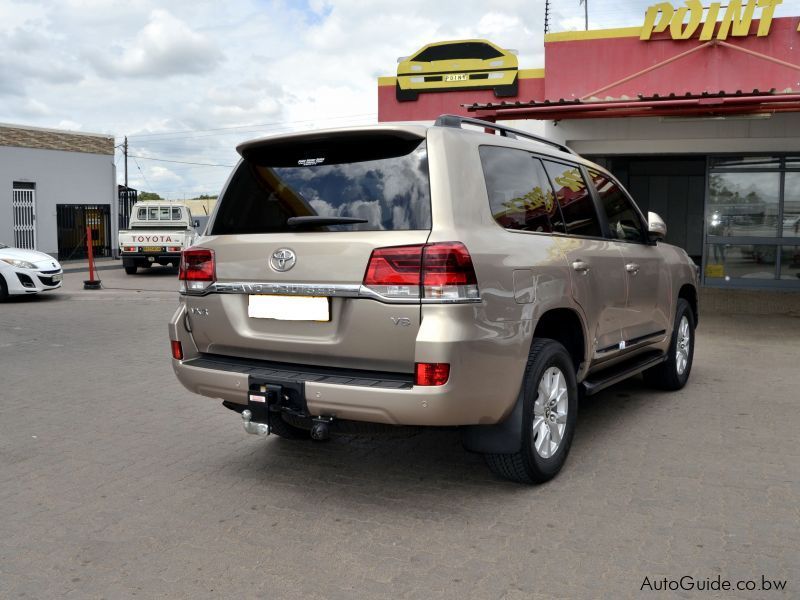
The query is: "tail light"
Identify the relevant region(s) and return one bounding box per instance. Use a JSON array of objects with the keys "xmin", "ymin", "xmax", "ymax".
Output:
[
  {"xmin": 122, "ymin": 246, "xmax": 136, "ymax": 252},
  {"xmin": 362, "ymin": 245, "xmax": 423, "ymax": 298},
  {"xmin": 179, "ymin": 248, "xmax": 215, "ymax": 294},
  {"xmin": 167, "ymin": 246, "xmax": 182, "ymax": 253},
  {"xmin": 415, "ymin": 363, "xmax": 450, "ymax": 386},
  {"xmin": 362, "ymin": 242, "xmax": 479, "ymax": 302},
  {"xmin": 170, "ymin": 340, "xmax": 183, "ymax": 360},
  {"xmin": 421, "ymin": 242, "xmax": 479, "ymax": 301}
]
